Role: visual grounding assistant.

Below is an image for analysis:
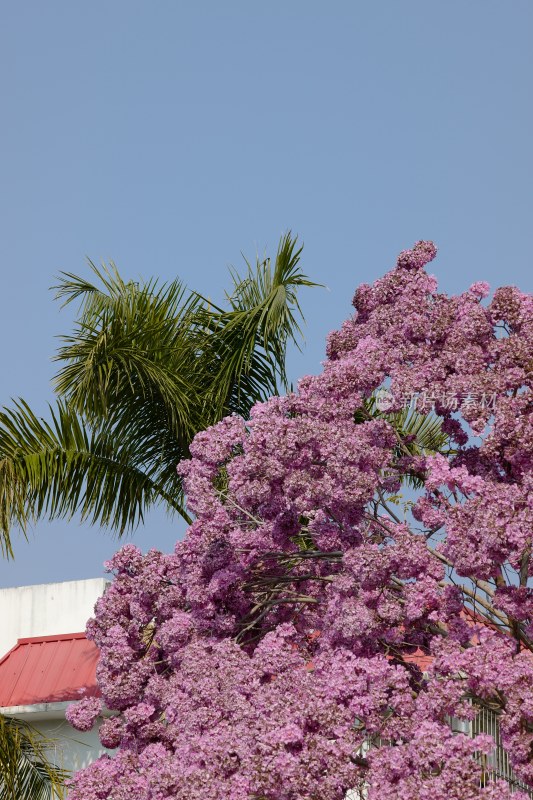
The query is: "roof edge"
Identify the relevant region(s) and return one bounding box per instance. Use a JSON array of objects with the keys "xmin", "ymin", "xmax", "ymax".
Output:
[
  {"xmin": 0, "ymin": 701, "xmax": 71, "ymax": 720},
  {"xmin": 0, "ymin": 632, "xmax": 89, "ymax": 668},
  {"xmin": 1, "ymin": 701, "xmax": 112, "ymax": 722},
  {"xmin": 17, "ymin": 632, "xmax": 87, "ymax": 645}
]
